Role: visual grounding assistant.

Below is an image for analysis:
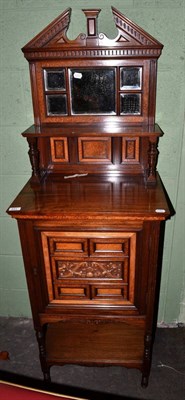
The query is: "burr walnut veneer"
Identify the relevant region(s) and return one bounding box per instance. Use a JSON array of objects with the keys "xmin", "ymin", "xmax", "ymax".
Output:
[{"xmin": 7, "ymin": 7, "xmax": 172, "ymax": 387}]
